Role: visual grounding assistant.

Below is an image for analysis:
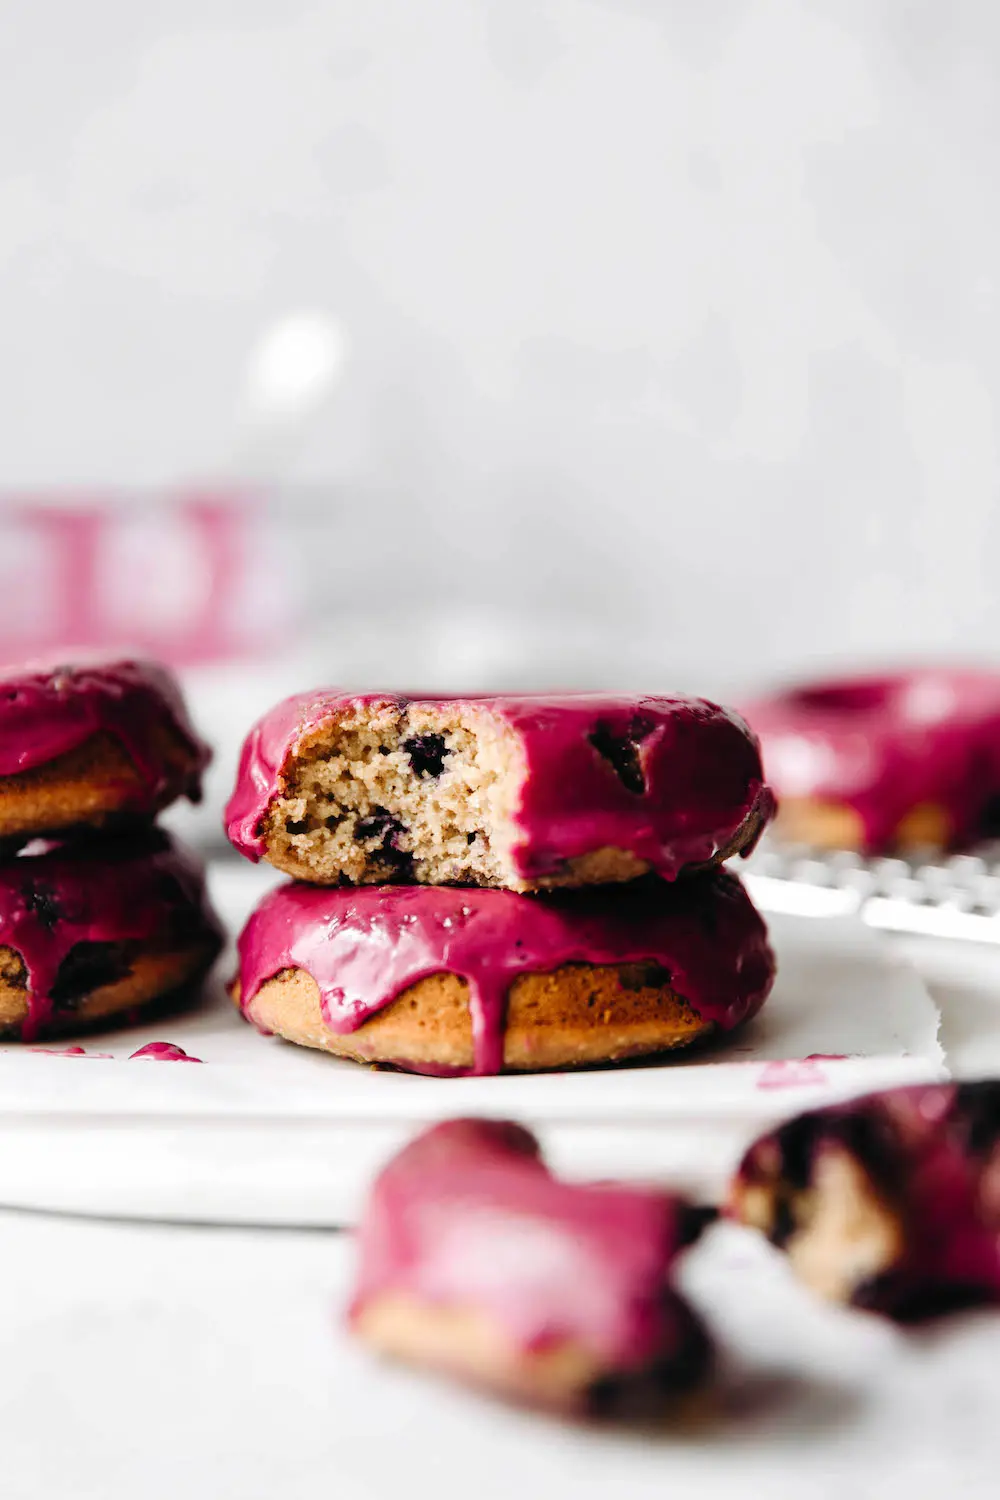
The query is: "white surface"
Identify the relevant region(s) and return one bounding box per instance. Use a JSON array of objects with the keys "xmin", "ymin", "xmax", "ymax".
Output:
[
  {"xmin": 0, "ymin": 863, "xmax": 942, "ymax": 1224},
  {"xmin": 0, "ymin": 902, "xmax": 998, "ymax": 1495},
  {"xmin": 1, "ymin": 1211, "xmax": 999, "ymax": 1500}
]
